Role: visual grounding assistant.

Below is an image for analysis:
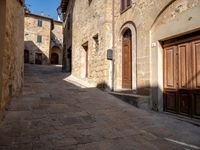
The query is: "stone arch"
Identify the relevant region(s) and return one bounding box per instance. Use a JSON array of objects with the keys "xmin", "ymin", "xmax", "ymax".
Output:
[
  {"xmin": 150, "ymin": 0, "xmax": 200, "ymax": 111},
  {"xmin": 150, "ymin": 0, "xmax": 176, "ymax": 29},
  {"xmin": 118, "ymin": 21, "xmax": 137, "ymax": 90},
  {"xmin": 51, "ymin": 46, "xmax": 62, "ymax": 65}
]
